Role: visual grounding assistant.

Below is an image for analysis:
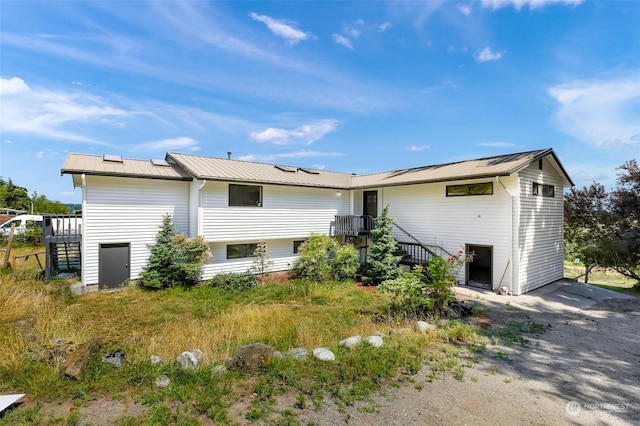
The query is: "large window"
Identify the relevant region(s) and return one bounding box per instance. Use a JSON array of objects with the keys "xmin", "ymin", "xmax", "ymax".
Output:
[
  {"xmin": 446, "ymin": 182, "xmax": 493, "ymax": 197},
  {"xmin": 229, "ymin": 184, "xmax": 262, "ymax": 207},
  {"xmin": 227, "ymin": 243, "xmax": 258, "ymax": 259},
  {"xmin": 533, "ymin": 182, "xmax": 555, "ymax": 197}
]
